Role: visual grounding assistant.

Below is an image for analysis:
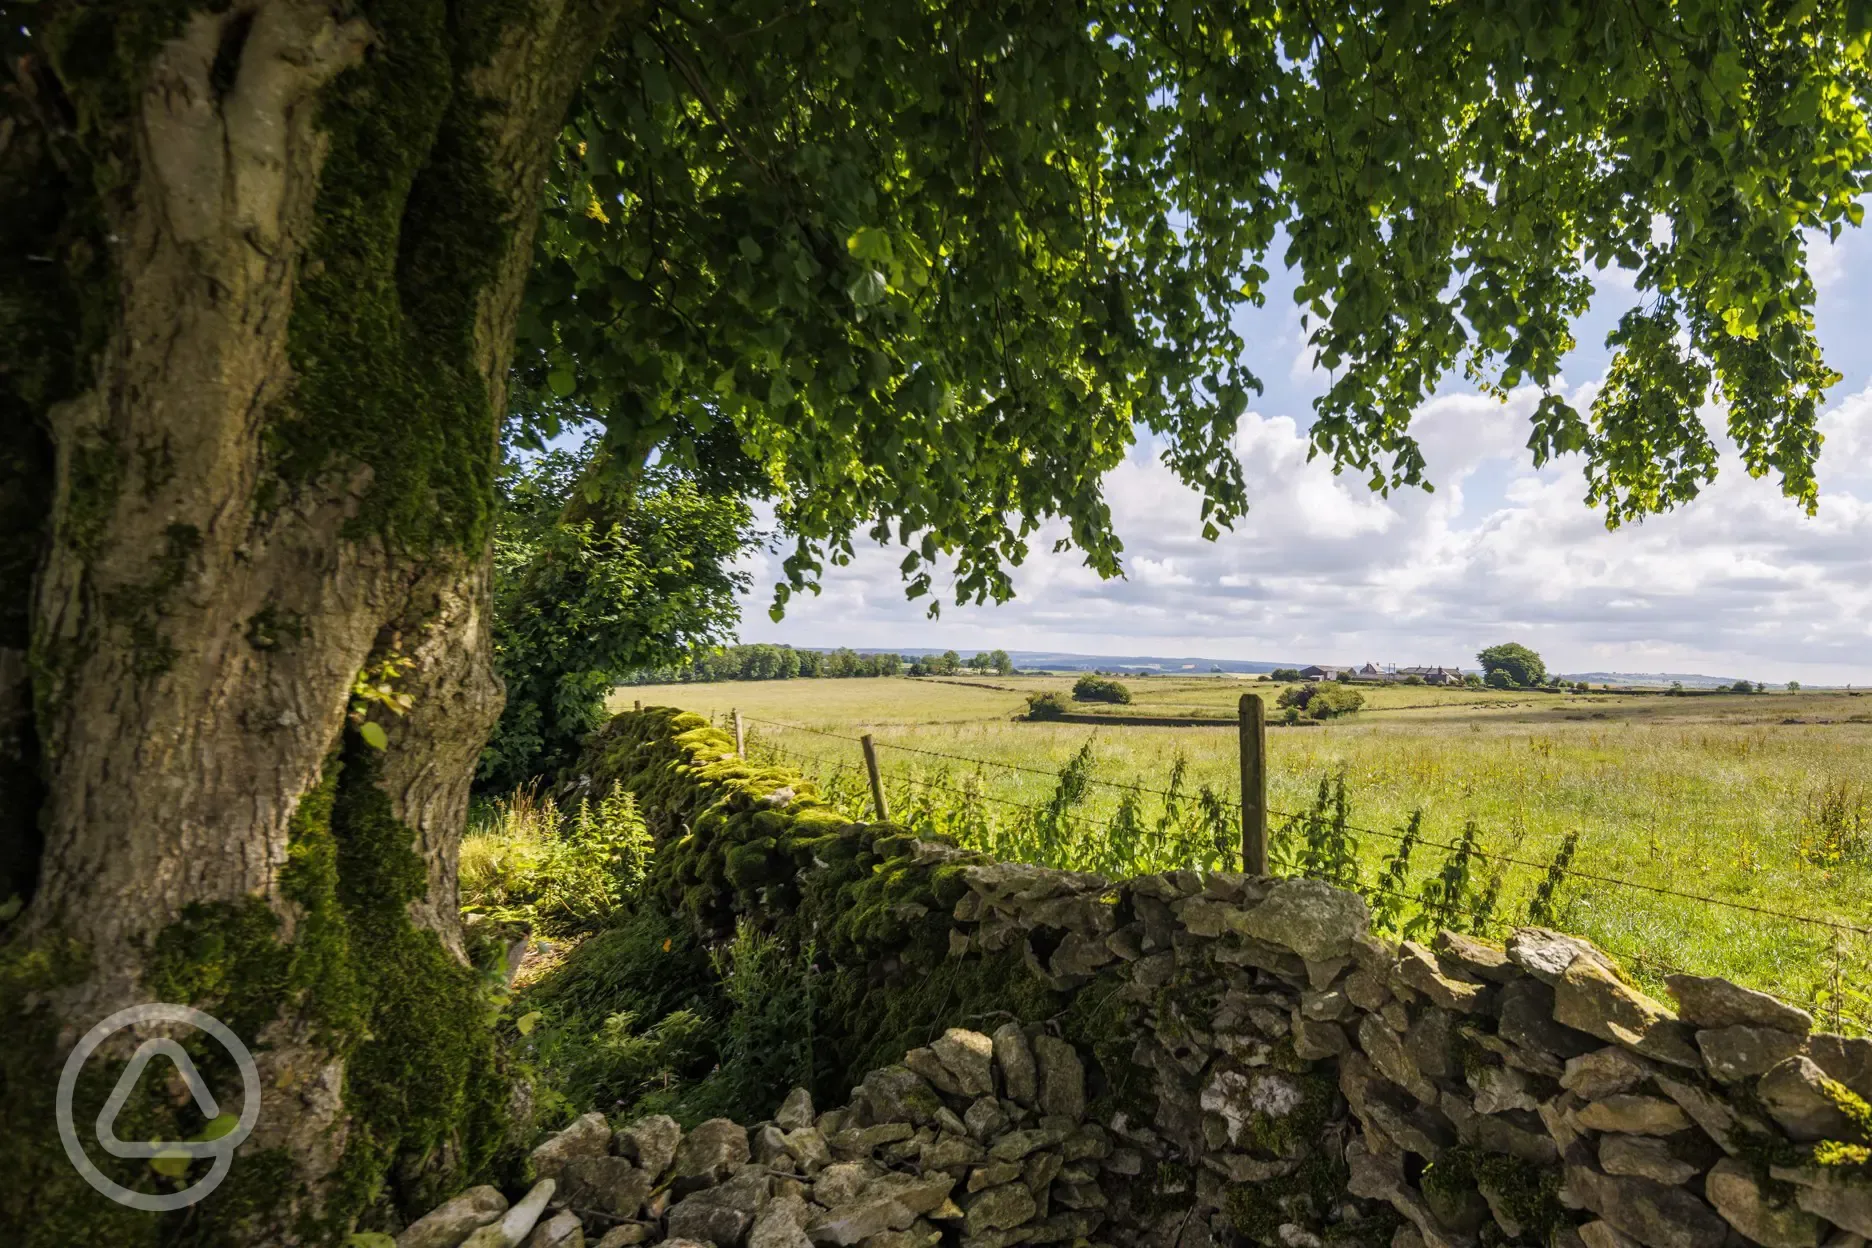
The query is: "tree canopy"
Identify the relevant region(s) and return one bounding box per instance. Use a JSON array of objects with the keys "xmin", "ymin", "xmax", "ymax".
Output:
[
  {"xmin": 512, "ymin": 0, "xmax": 1871, "ymax": 618},
  {"xmin": 1477, "ymin": 642, "xmax": 1549, "ymax": 688},
  {"xmin": 480, "ymin": 441, "xmax": 754, "ymax": 790}
]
